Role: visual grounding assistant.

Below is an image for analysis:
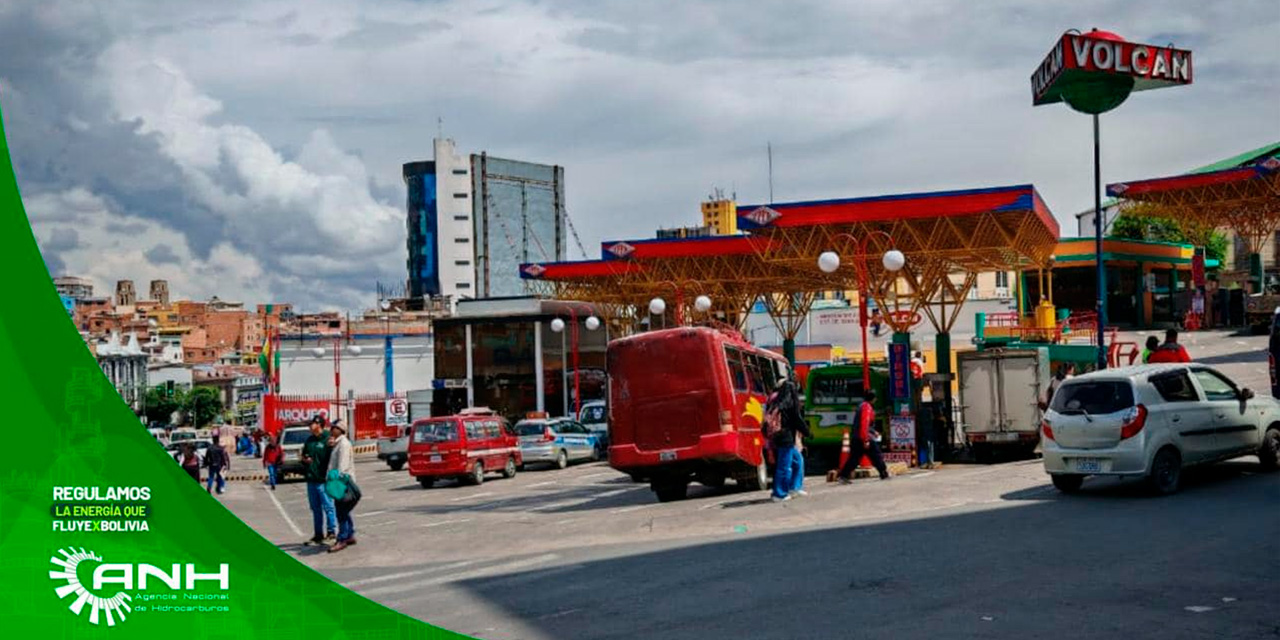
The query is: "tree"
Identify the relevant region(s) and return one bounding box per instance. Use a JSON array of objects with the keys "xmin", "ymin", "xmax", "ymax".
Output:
[
  {"xmin": 185, "ymin": 387, "xmax": 224, "ymax": 428},
  {"xmin": 1110, "ymin": 213, "xmax": 1227, "ymax": 262},
  {"xmin": 144, "ymin": 385, "xmax": 184, "ymax": 426}
]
